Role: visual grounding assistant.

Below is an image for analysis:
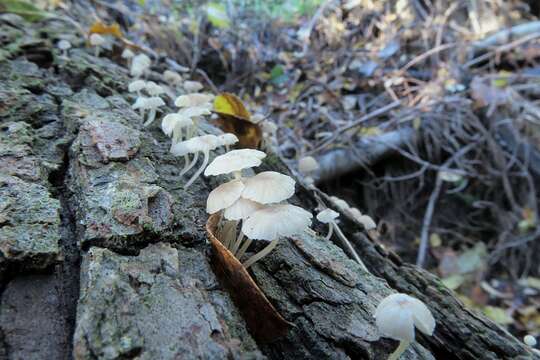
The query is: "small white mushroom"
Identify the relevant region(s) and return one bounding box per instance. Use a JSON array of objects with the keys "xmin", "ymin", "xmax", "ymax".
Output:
[
  {"xmin": 183, "ymin": 80, "xmax": 204, "ymax": 93},
  {"xmin": 57, "ymin": 39, "xmax": 71, "ymax": 58},
  {"xmin": 524, "ymin": 335, "xmax": 537, "ymax": 347},
  {"xmin": 89, "ymin": 33, "xmax": 105, "ymax": 57},
  {"xmin": 218, "ymin": 133, "xmax": 239, "ymax": 151},
  {"xmin": 206, "ymin": 179, "xmax": 245, "ymax": 215},
  {"xmin": 163, "ymin": 70, "xmax": 183, "ymax": 86},
  {"xmin": 242, "ymin": 171, "xmax": 295, "ymax": 204},
  {"xmin": 316, "ymin": 209, "xmax": 340, "ymax": 240},
  {"xmin": 132, "ymin": 96, "xmax": 165, "ymax": 126},
  {"xmin": 145, "ymin": 81, "xmax": 166, "ymax": 96},
  {"xmin": 298, "ymin": 156, "xmax": 320, "ymax": 174},
  {"xmin": 317, "ymin": 208, "xmax": 369, "ymax": 271},
  {"xmin": 175, "ymin": 93, "xmax": 214, "ymax": 109},
  {"xmin": 358, "ymin": 214, "xmax": 377, "ymax": 230},
  {"xmin": 131, "ymin": 53, "xmax": 151, "ymax": 78},
  {"xmin": 182, "ymin": 135, "xmax": 223, "ymax": 188},
  {"xmin": 226, "ymin": 198, "xmax": 265, "ymax": 255},
  {"xmin": 162, "ymin": 113, "xmax": 193, "ymax": 142},
  {"xmin": 204, "ymin": 149, "xmax": 267, "ymax": 179},
  {"xmin": 121, "ymin": 48, "xmax": 135, "ymax": 66},
  {"xmin": 375, "ymin": 293, "xmax": 436, "ymax": 360},
  {"xmin": 241, "ymin": 204, "xmax": 312, "ymax": 268},
  {"xmin": 128, "ymin": 80, "xmax": 146, "ymax": 97}
]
